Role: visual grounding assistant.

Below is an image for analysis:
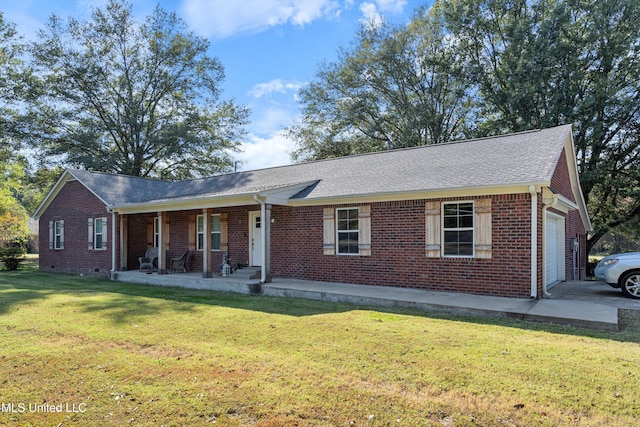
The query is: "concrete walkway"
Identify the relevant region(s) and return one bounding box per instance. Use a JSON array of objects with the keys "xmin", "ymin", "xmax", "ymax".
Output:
[
  {"xmin": 262, "ymin": 279, "xmax": 623, "ymax": 331},
  {"xmin": 114, "ymin": 271, "xmax": 636, "ymax": 331}
]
